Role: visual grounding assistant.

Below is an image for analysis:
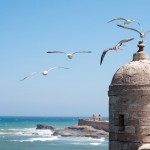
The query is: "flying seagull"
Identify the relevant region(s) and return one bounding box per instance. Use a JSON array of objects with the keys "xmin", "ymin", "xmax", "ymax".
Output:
[
  {"xmin": 108, "ymin": 17, "xmax": 140, "ymax": 25},
  {"xmin": 20, "ymin": 67, "xmax": 69, "ymax": 81},
  {"xmin": 117, "ymin": 24, "xmax": 150, "ymax": 39},
  {"xmin": 100, "ymin": 38, "xmax": 134, "ymax": 65},
  {"xmin": 116, "ymin": 38, "xmax": 134, "ymax": 47},
  {"xmin": 47, "ymin": 51, "xmax": 92, "ymax": 59}
]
